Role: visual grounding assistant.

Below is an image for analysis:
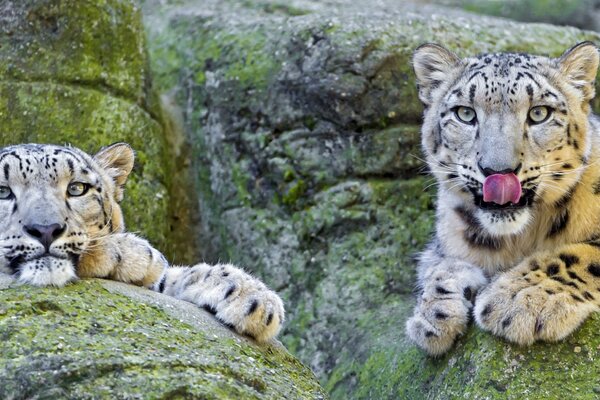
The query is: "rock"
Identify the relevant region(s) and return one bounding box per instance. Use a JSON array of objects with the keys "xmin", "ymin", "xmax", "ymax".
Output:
[
  {"xmin": 0, "ymin": 274, "xmax": 326, "ymax": 399},
  {"xmin": 0, "ymin": 0, "xmax": 200, "ymax": 262},
  {"xmin": 143, "ymin": 0, "xmax": 600, "ymax": 398}
]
